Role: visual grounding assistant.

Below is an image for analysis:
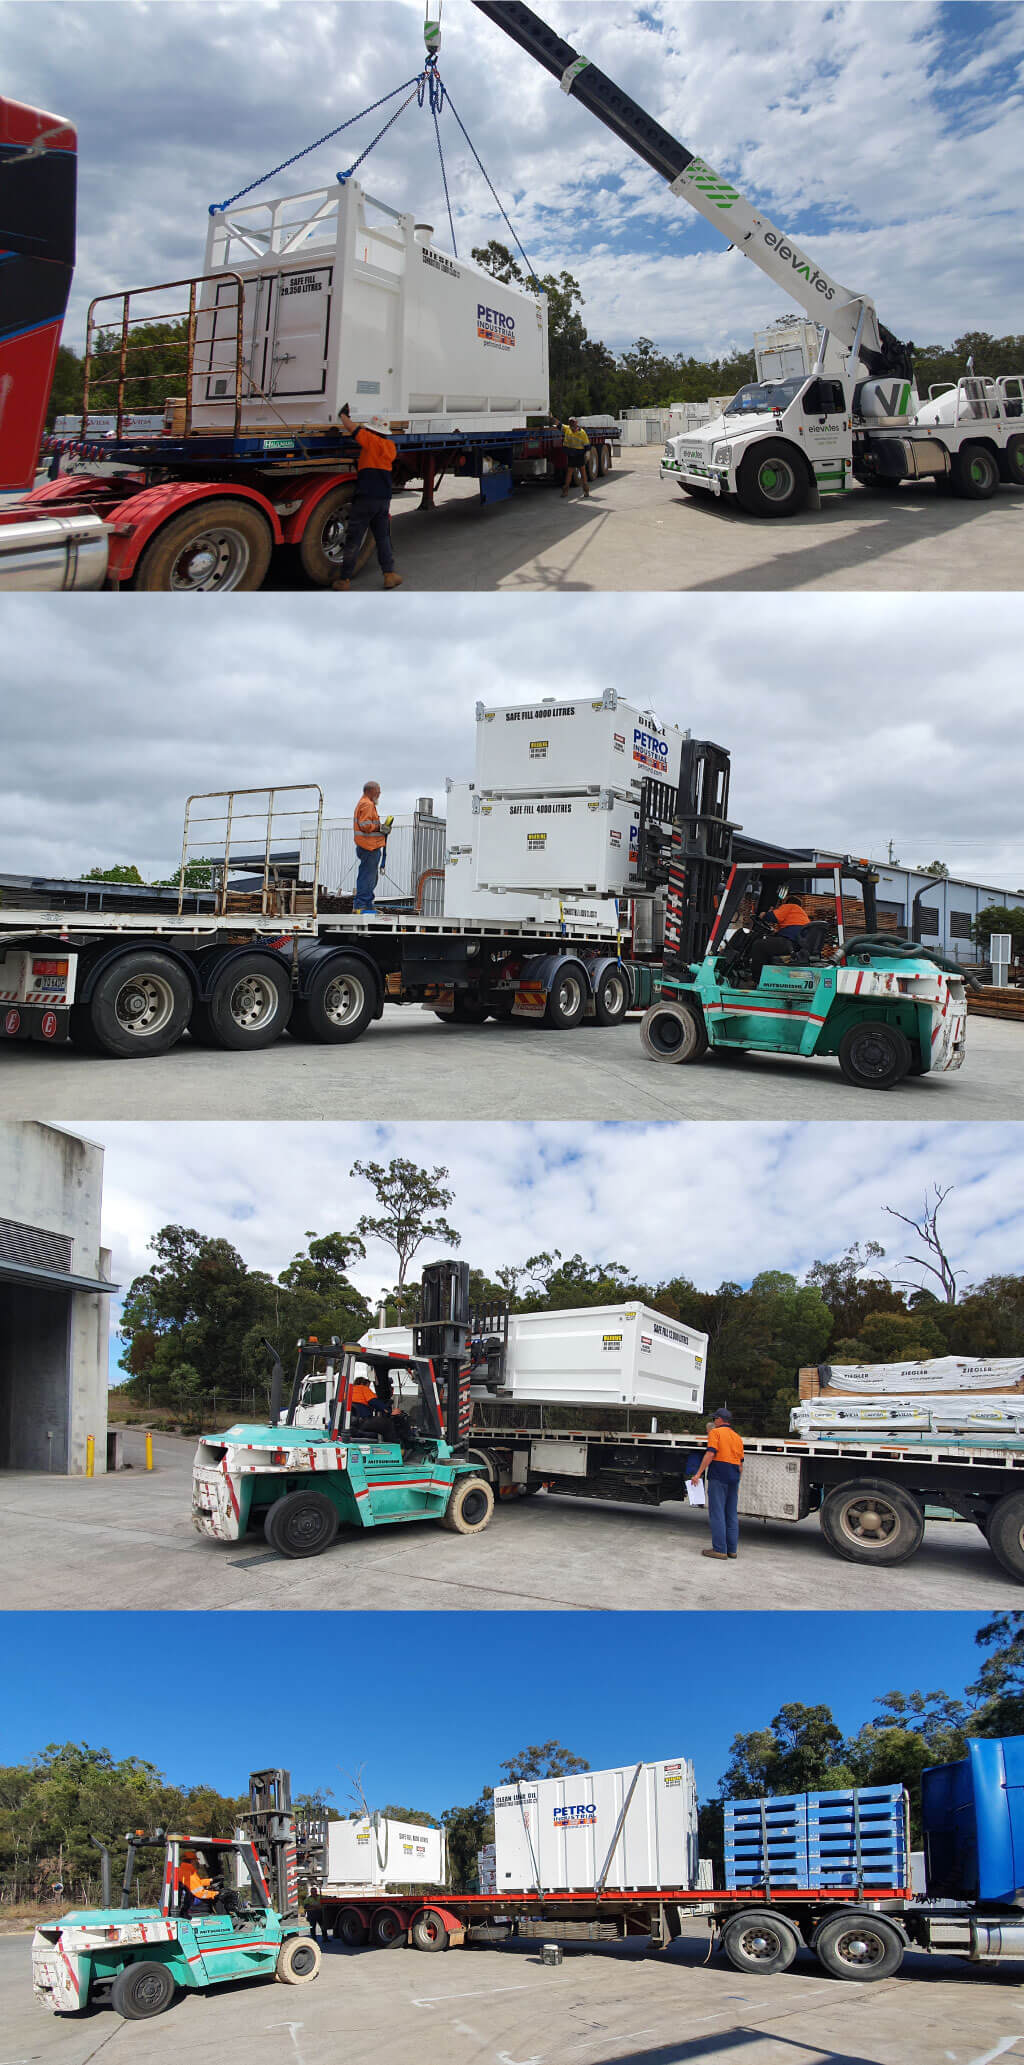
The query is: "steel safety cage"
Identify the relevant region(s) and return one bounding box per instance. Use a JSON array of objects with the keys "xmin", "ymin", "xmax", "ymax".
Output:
[
  {"xmin": 84, "ymin": 273, "xmax": 247, "ymax": 438},
  {"xmin": 178, "ymin": 785, "xmax": 325, "ymax": 917}
]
